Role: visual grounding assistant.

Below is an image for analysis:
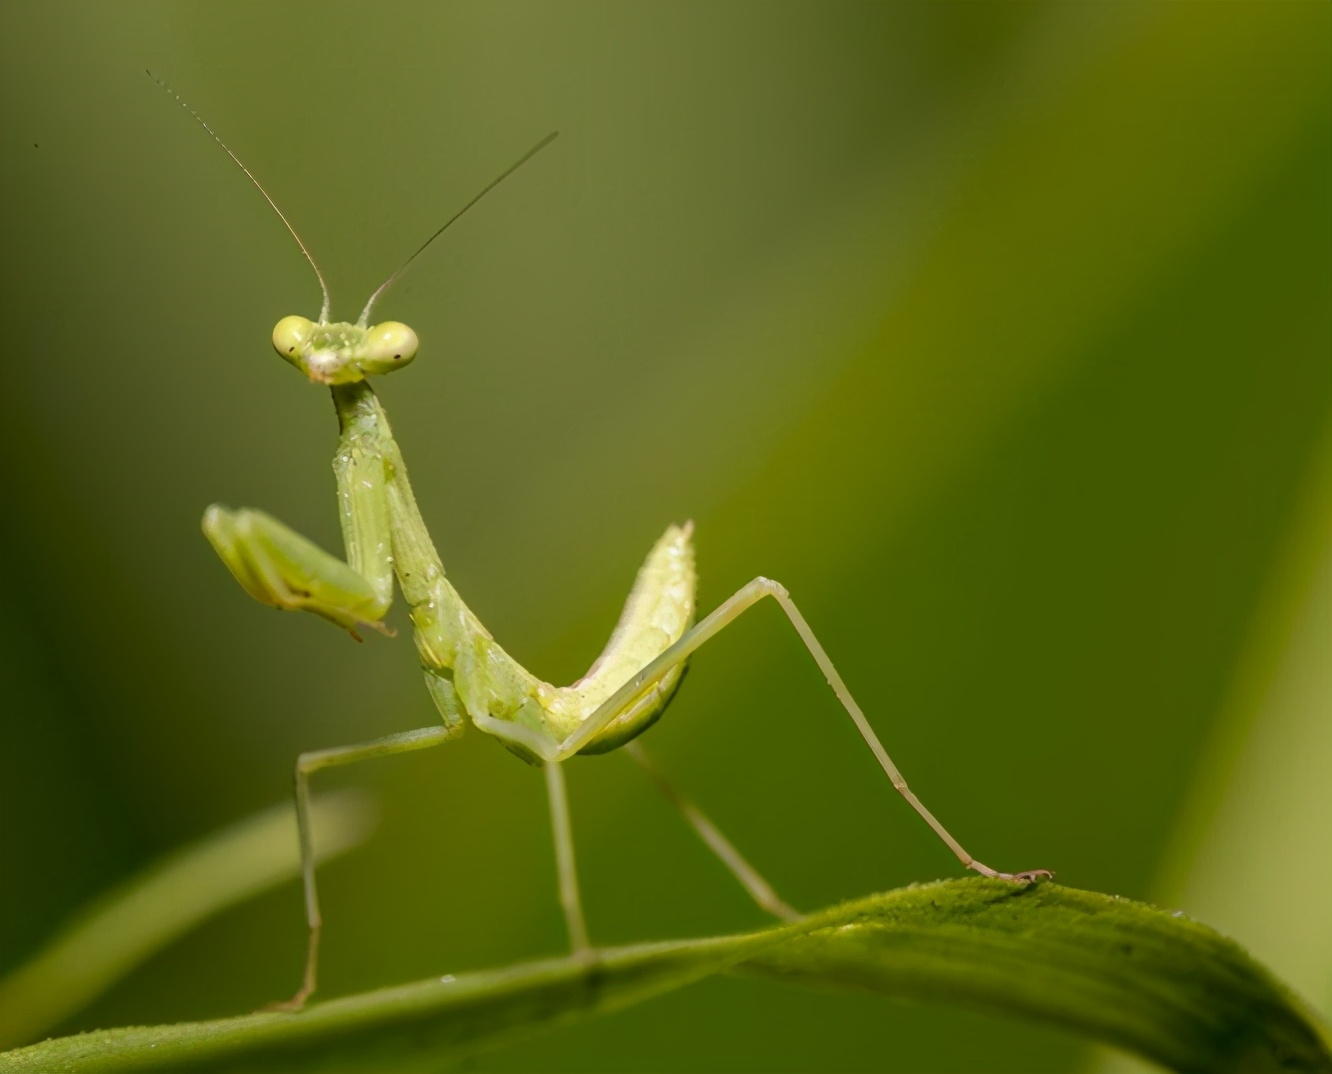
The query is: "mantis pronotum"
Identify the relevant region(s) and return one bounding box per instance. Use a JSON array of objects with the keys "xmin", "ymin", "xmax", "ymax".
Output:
[{"xmin": 154, "ymin": 73, "xmax": 1050, "ymax": 1011}]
